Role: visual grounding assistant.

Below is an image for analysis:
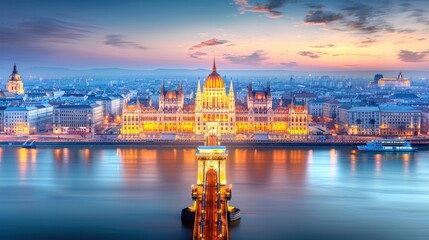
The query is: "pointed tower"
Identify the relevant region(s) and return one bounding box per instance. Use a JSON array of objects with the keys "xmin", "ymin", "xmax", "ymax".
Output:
[
  {"xmin": 267, "ymin": 81, "xmax": 272, "ymax": 109},
  {"xmin": 196, "ymin": 78, "xmax": 202, "ymax": 111},
  {"xmin": 228, "ymin": 79, "xmax": 235, "ymax": 112},
  {"xmin": 7, "ymin": 63, "xmax": 25, "ymax": 95},
  {"xmin": 213, "ymin": 55, "xmax": 217, "ymax": 72},
  {"xmin": 247, "ymin": 81, "xmax": 253, "ymax": 109},
  {"xmin": 159, "ymin": 80, "xmax": 165, "ymax": 110},
  {"xmin": 178, "ymin": 81, "xmax": 184, "ymax": 108}
]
